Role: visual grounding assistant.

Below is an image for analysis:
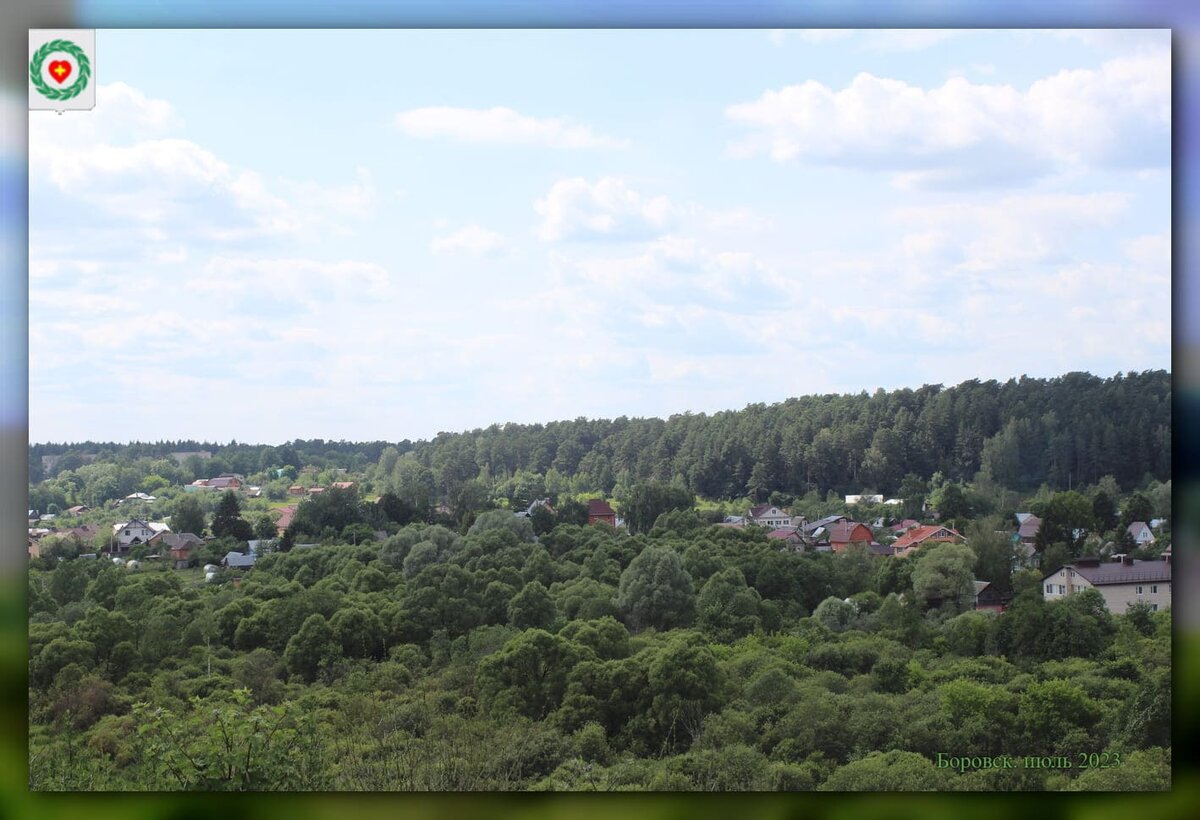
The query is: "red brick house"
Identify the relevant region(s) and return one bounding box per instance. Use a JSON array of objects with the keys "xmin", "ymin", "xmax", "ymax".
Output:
[
  {"xmin": 587, "ymin": 499, "xmax": 617, "ymax": 527},
  {"xmin": 828, "ymin": 521, "xmax": 874, "ymax": 552},
  {"xmin": 892, "ymin": 524, "xmax": 965, "ymax": 557}
]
